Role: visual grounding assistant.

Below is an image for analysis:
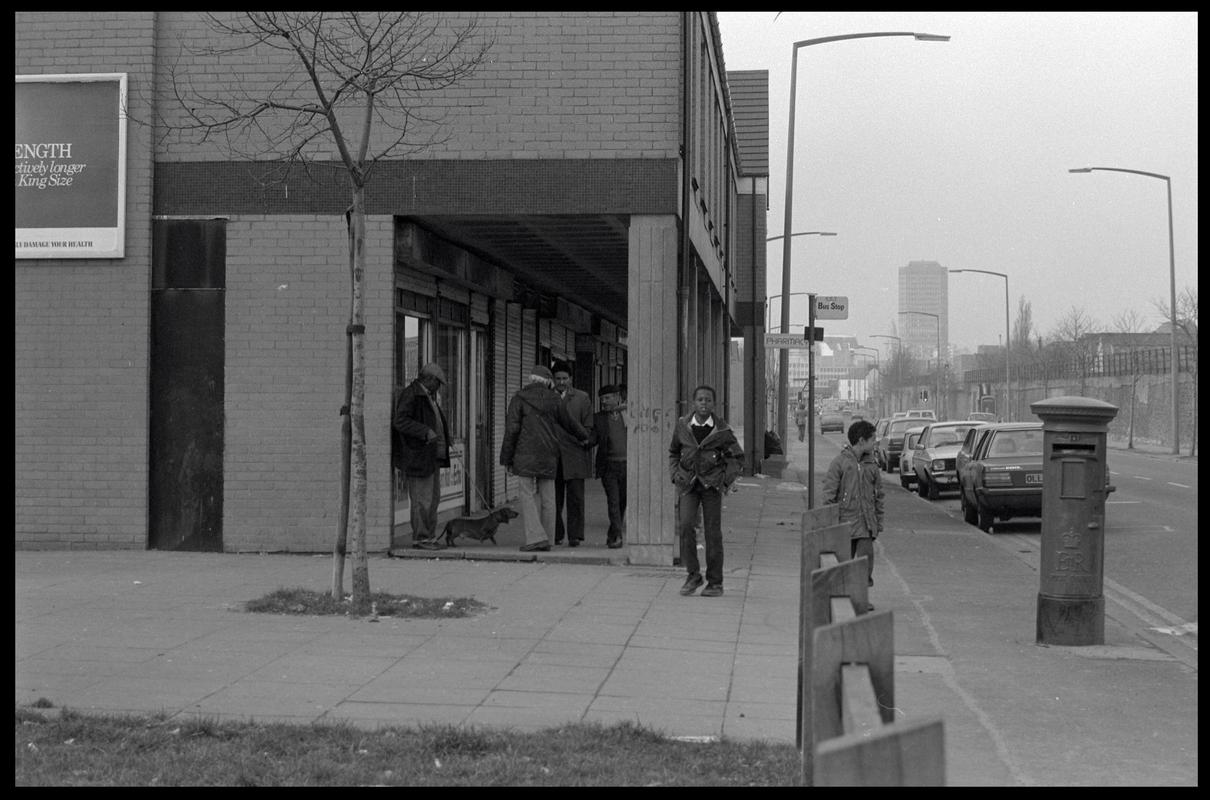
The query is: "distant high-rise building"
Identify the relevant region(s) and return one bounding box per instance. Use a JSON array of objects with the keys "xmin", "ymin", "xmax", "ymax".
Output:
[{"xmin": 898, "ymin": 260, "xmax": 949, "ymax": 363}]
